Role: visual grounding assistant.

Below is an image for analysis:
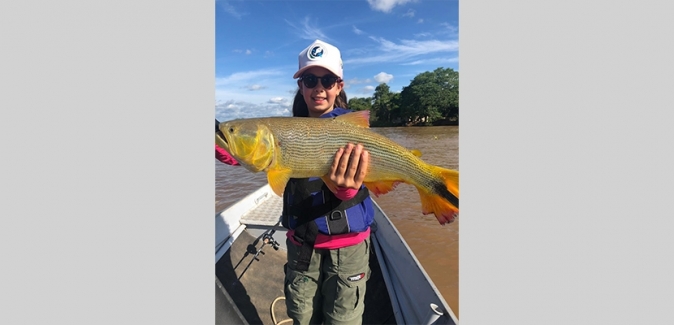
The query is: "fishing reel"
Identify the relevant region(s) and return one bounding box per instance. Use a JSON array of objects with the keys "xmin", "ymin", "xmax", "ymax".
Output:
[{"xmin": 262, "ymin": 231, "xmax": 280, "ymax": 251}]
